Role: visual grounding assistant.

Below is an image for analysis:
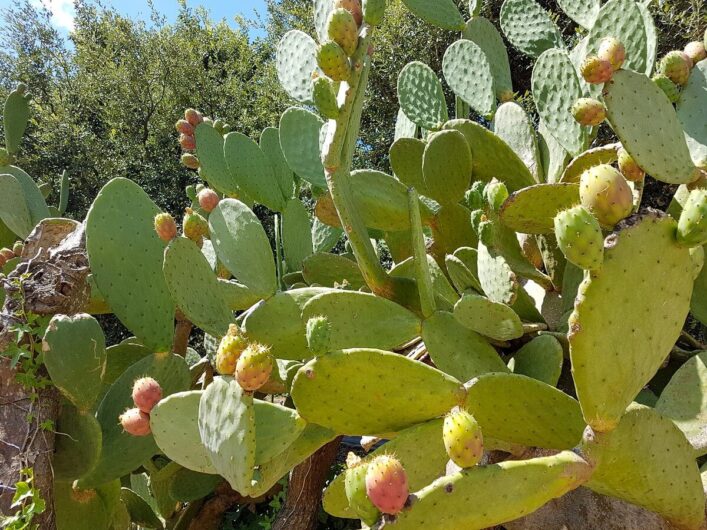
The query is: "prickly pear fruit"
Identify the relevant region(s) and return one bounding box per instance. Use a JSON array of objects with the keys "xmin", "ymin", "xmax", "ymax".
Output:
[
  {"xmin": 181, "ymin": 153, "xmax": 200, "ymax": 170},
  {"xmin": 183, "ymin": 208, "xmax": 209, "ymax": 243},
  {"xmin": 327, "ymin": 8, "xmax": 359, "ymax": 57},
  {"xmin": 554, "ymin": 205, "xmax": 604, "ymax": 271},
  {"xmin": 119, "ymin": 408, "xmax": 151, "ymax": 436},
  {"xmin": 677, "ymin": 189, "xmax": 707, "ymax": 247},
  {"xmin": 484, "ymin": 179, "xmax": 509, "ymax": 213},
  {"xmin": 659, "ymin": 51, "xmax": 692, "ymax": 87},
  {"xmin": 362, "ymin": 0, "xmax": 386, "ymax": 25},
  {"xmin": 175, "ymin": 119, "xmax": 194, "ymax": 135},
  {"xmin": 0, "ymin": 147, "xmax": 10, "ymax": 166},
  {"xmin": 345, "ymin": 453, "xmax": 381, "ymax": 525},
  {"xmin": 0, "ymin": 248, "xmax": 14, "ymax": 262},
  {"xmin": 12, "ymin": 241, "xmax": 23, "ymax": 257},
  {"xmin": 685, "ymin": 41, "xmax": 706, "ymax": 64},
  {"xmin": 651, "ymin": 73, "xmax": 681, "ymax": 103},
  {"xmin": 335, "ymin": 0, "xmax": 363, "ymax": 26},
  {"xmin": 617, "ymin": 147, "xmax": 645, "ymax": 182},
  {"xmin": 571, "ymin": 98, "xmax": 606, "ymax": 126},
  {"xmin": 312, "ymin": 77, "xmax": 340, "ymax": 120},
  {"xmin": 154, "ymin": 213, "xmax": 178, "ymax": 243},
  {"xmin": 597, "ymin": 37, "xmax": 626, "ymax": 71},
  {"xmin": 365, "ymin": 455, "xmax": 409, "ymax": 515},
  {"xmin": 184, "ymin": 108, "xmax": 203, "ymax": 127},
  {"xmin": 579, "ymin": 164, "xmax": 633, "ymax": 227},
  {"xmin": 443, "ymin": 408, "xmax": 484, "ymax": 469},
  {"xmin": 235, "ymin": 343, "xmax": 274, "ymax": 391},
  {"xmin": 580, "ymin": 56, "xmax": 613, "ymax": 84},
  {"xmin": 179, "ymin": 133, "xmax": 196, "ymax": 151},
  {"xmin": 131, "ymin": 377, "xmax": 163, "ymax": 414},
  {"xmin": 215, "ymin": 324, "xmax": 248, "ymax": 375},
  {"xmin": 197, "ymin": 188, "xmax": 220, "ymax": 213},
  {"xmin": 306, "ymin": 315, "xmax": 331, "ymax": 355},
  {"xmin": 317, "ymin": 42, "xmax": 351, "ymax": 82}
]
